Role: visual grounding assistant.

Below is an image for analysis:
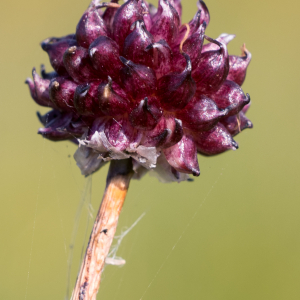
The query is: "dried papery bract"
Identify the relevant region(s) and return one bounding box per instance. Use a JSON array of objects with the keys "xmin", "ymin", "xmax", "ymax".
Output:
[{"xmin": 25, "ymin": 0, "xmax": 253, "ymax": 298}]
